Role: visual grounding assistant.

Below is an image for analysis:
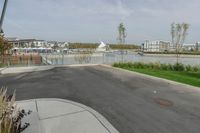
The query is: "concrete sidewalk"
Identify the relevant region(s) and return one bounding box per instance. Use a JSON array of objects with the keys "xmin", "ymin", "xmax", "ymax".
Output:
[
  {"xmin": 18, "ymin": 99, "xmax": 119, "ymax": 133},
  {"xmin": 0, "ymin": 66, "xmax": 55, "ymax": 74},
  {"xmin": 0, "ymin": 64, "xmax": 99, "ymax": 75},
  {"xmin": 0, "ymin": 67, "xmax": 6, "ymax": 73}
]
